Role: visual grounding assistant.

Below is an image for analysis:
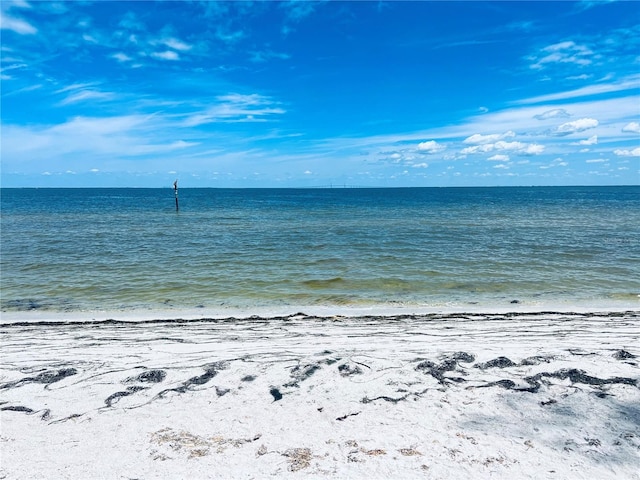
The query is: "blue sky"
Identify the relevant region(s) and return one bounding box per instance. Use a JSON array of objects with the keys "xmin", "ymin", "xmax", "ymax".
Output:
[{"xmin": 1, "ymin": 1, "xmax": 639, "ymax": 187}]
